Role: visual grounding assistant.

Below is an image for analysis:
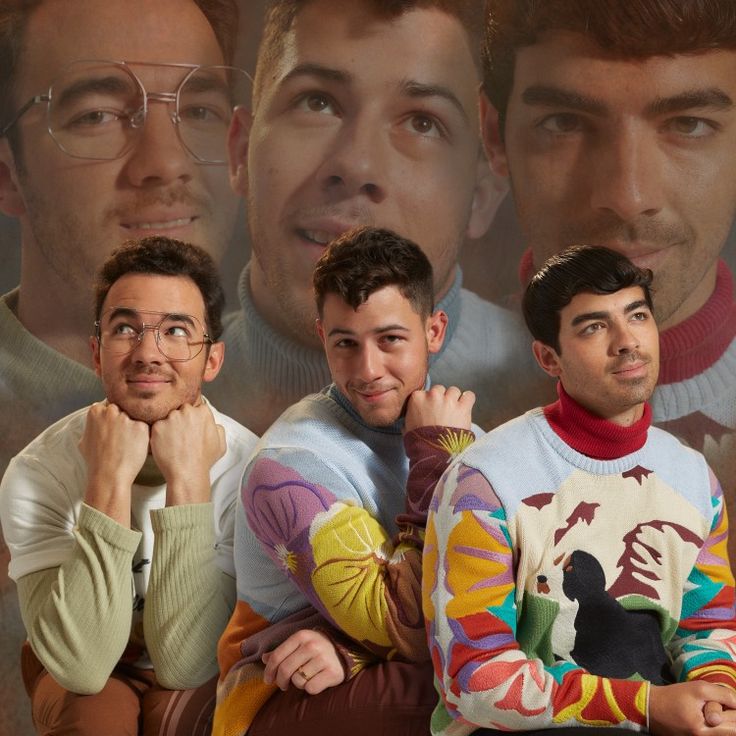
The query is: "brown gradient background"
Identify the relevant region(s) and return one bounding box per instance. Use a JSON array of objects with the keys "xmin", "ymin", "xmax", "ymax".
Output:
[{"xmin": 1, "ymin": 2, "xmax": 736, "ymax": 735}]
